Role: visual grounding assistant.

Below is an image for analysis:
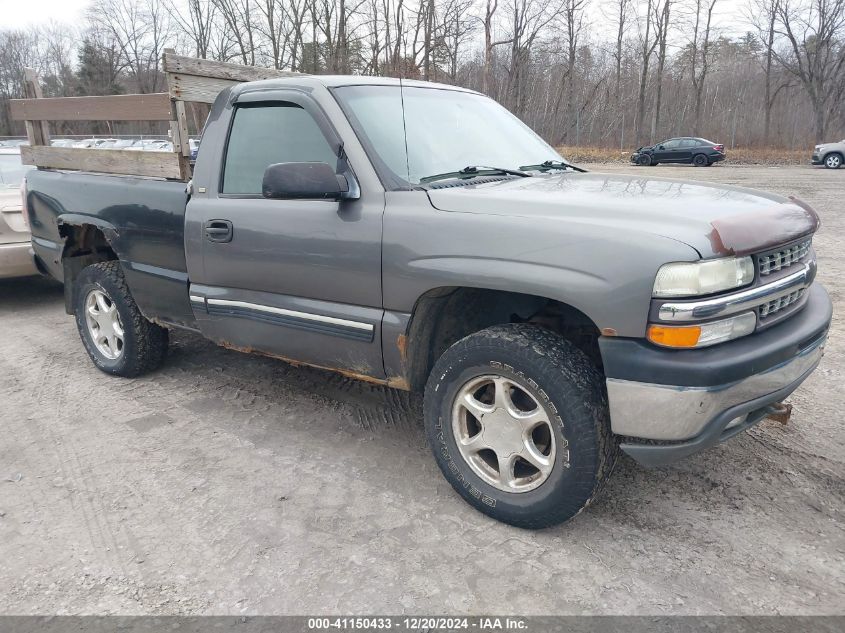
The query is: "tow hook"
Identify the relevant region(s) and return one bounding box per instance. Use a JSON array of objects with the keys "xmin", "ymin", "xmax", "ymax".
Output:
[{"xmin": 766, "ymin": 402, "xmax": 793, "ymax": 425}]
